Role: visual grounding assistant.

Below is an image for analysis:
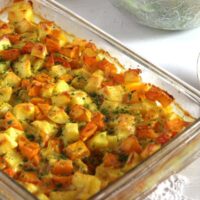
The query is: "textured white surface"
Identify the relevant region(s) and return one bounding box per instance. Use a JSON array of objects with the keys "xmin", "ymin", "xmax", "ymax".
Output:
[{"xmin": 56, "ymin": 0, "xmax": 200, "ymax": 199}]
